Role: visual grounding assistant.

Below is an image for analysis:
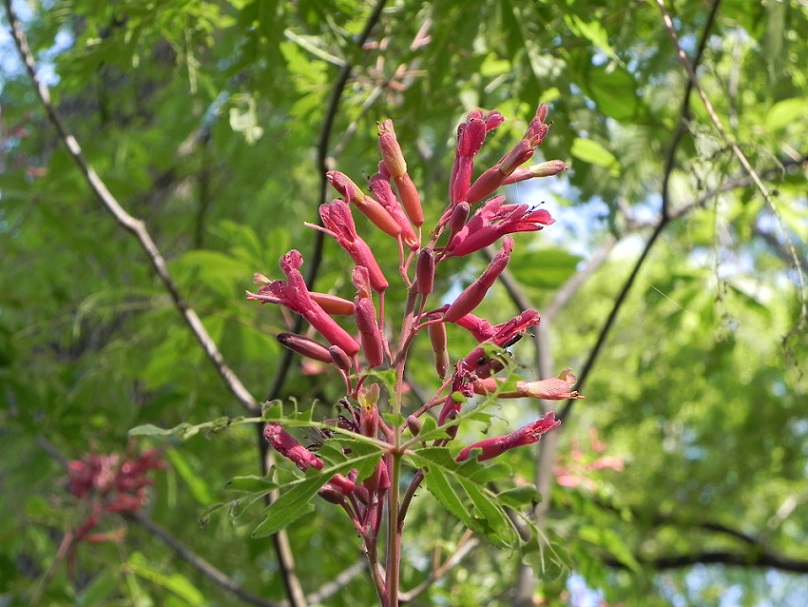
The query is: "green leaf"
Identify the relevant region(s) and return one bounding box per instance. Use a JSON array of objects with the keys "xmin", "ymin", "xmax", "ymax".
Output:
[
  {"xmin": 499, "ymin": 485, "xmax": 542, "ymax": 508},
  {"xmin": 127, "ymin": 552, "xmax": 205, "ymax": 606},
  {"xmin": 507, "ymin": 247, "xmax": 583, "ymax": 289},
  {"xmin": 765, "ymin": 98, "xmax": 807, "ymax": 132},
  {"xmin": 252, "ymin": 443, "xmax": 383, "ymax": 537},
  {"xmin": 167, "ymin": 449, "xmax": 214, "ymax": 506},
  {"xmin": 571, "ymin": 137, "xmax": 619, "ymax": 172},
  {"xmin": 578, "ymin": 524, "xmax": 640, "ymax": 571},
  {"xmin": 409, "ymin": 447, "xmax": 517, "ymax": 547},
  {"xmin": 129, "ymin": 416, "xmax": 259, "ymax": 440}
]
